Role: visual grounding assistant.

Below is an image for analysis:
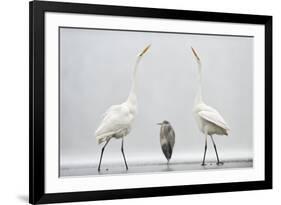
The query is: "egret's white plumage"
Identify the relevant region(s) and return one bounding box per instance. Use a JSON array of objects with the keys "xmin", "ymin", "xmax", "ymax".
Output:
[
  {"xmin": 191, "ymin": 47, "xmax": 230, "ymax": 165},
  {"xmin": 95, "ymin": 103, "xmax": 135, "ymax": 144},
  {"xmin": 95, "ymin": 45, "xmax": 151, "ymax": 171}
]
